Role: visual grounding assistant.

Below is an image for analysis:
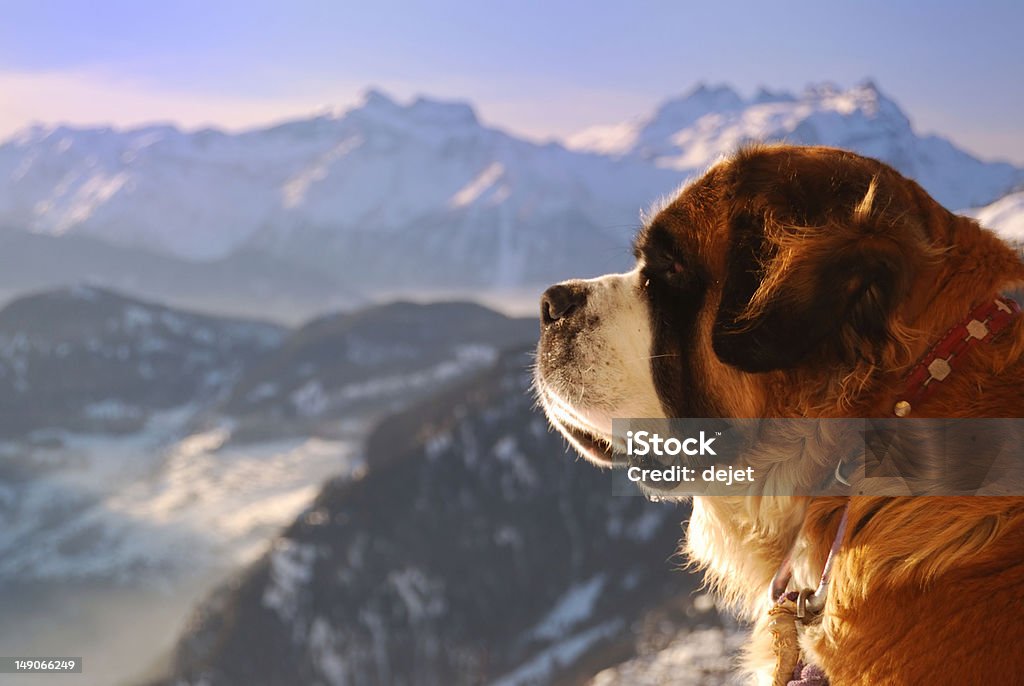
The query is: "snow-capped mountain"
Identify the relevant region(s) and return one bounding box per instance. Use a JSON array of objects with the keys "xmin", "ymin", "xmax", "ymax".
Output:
[
  {"xmin": 2, "ymin": 82, "xmax": 1020, "ymax": 300},
  {"xmin": 0, "ymin": 294, "xmax": 532, "ymax": 588},
  {"xmin": 0, "ymin": 285, "xmax": 285, "ymax": 438},
  {"xmin": 567, "ymin": 81, "xmax": 1024, "ymax": 210},
  {"xmin": 0, "ymin": 292, "xmax": 541, "ymax": 686},
  {"xmin": 0, "ymin": 90, "xmax": 678, "ymax": 290},
  {"xmin": 223, "ymin": 301, "xmax": 536, "ymax": 440}
]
